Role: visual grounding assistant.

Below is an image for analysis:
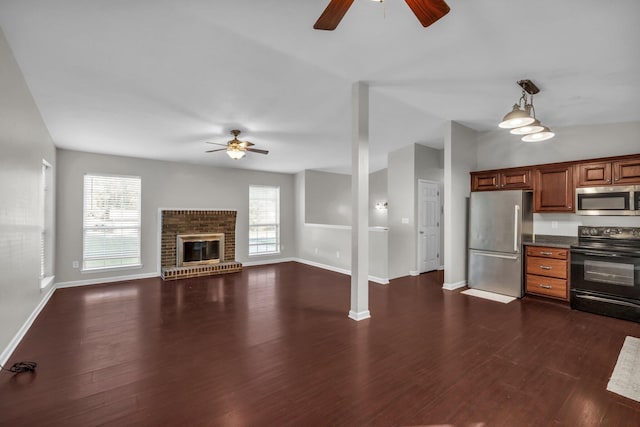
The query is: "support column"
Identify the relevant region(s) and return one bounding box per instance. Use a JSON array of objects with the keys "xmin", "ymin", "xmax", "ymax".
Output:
[{"xmin": 349, "ymin": 81, "xmax": 371, "ymax": 321}]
